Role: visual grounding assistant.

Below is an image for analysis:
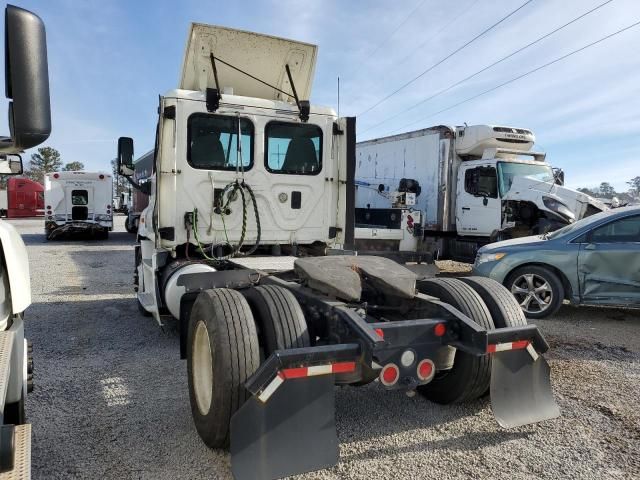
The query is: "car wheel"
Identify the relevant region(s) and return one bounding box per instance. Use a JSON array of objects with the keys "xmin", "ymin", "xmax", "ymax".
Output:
[{"xmin": 505, "ymin": 266, "xmax": 564, "ymax": 319}]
